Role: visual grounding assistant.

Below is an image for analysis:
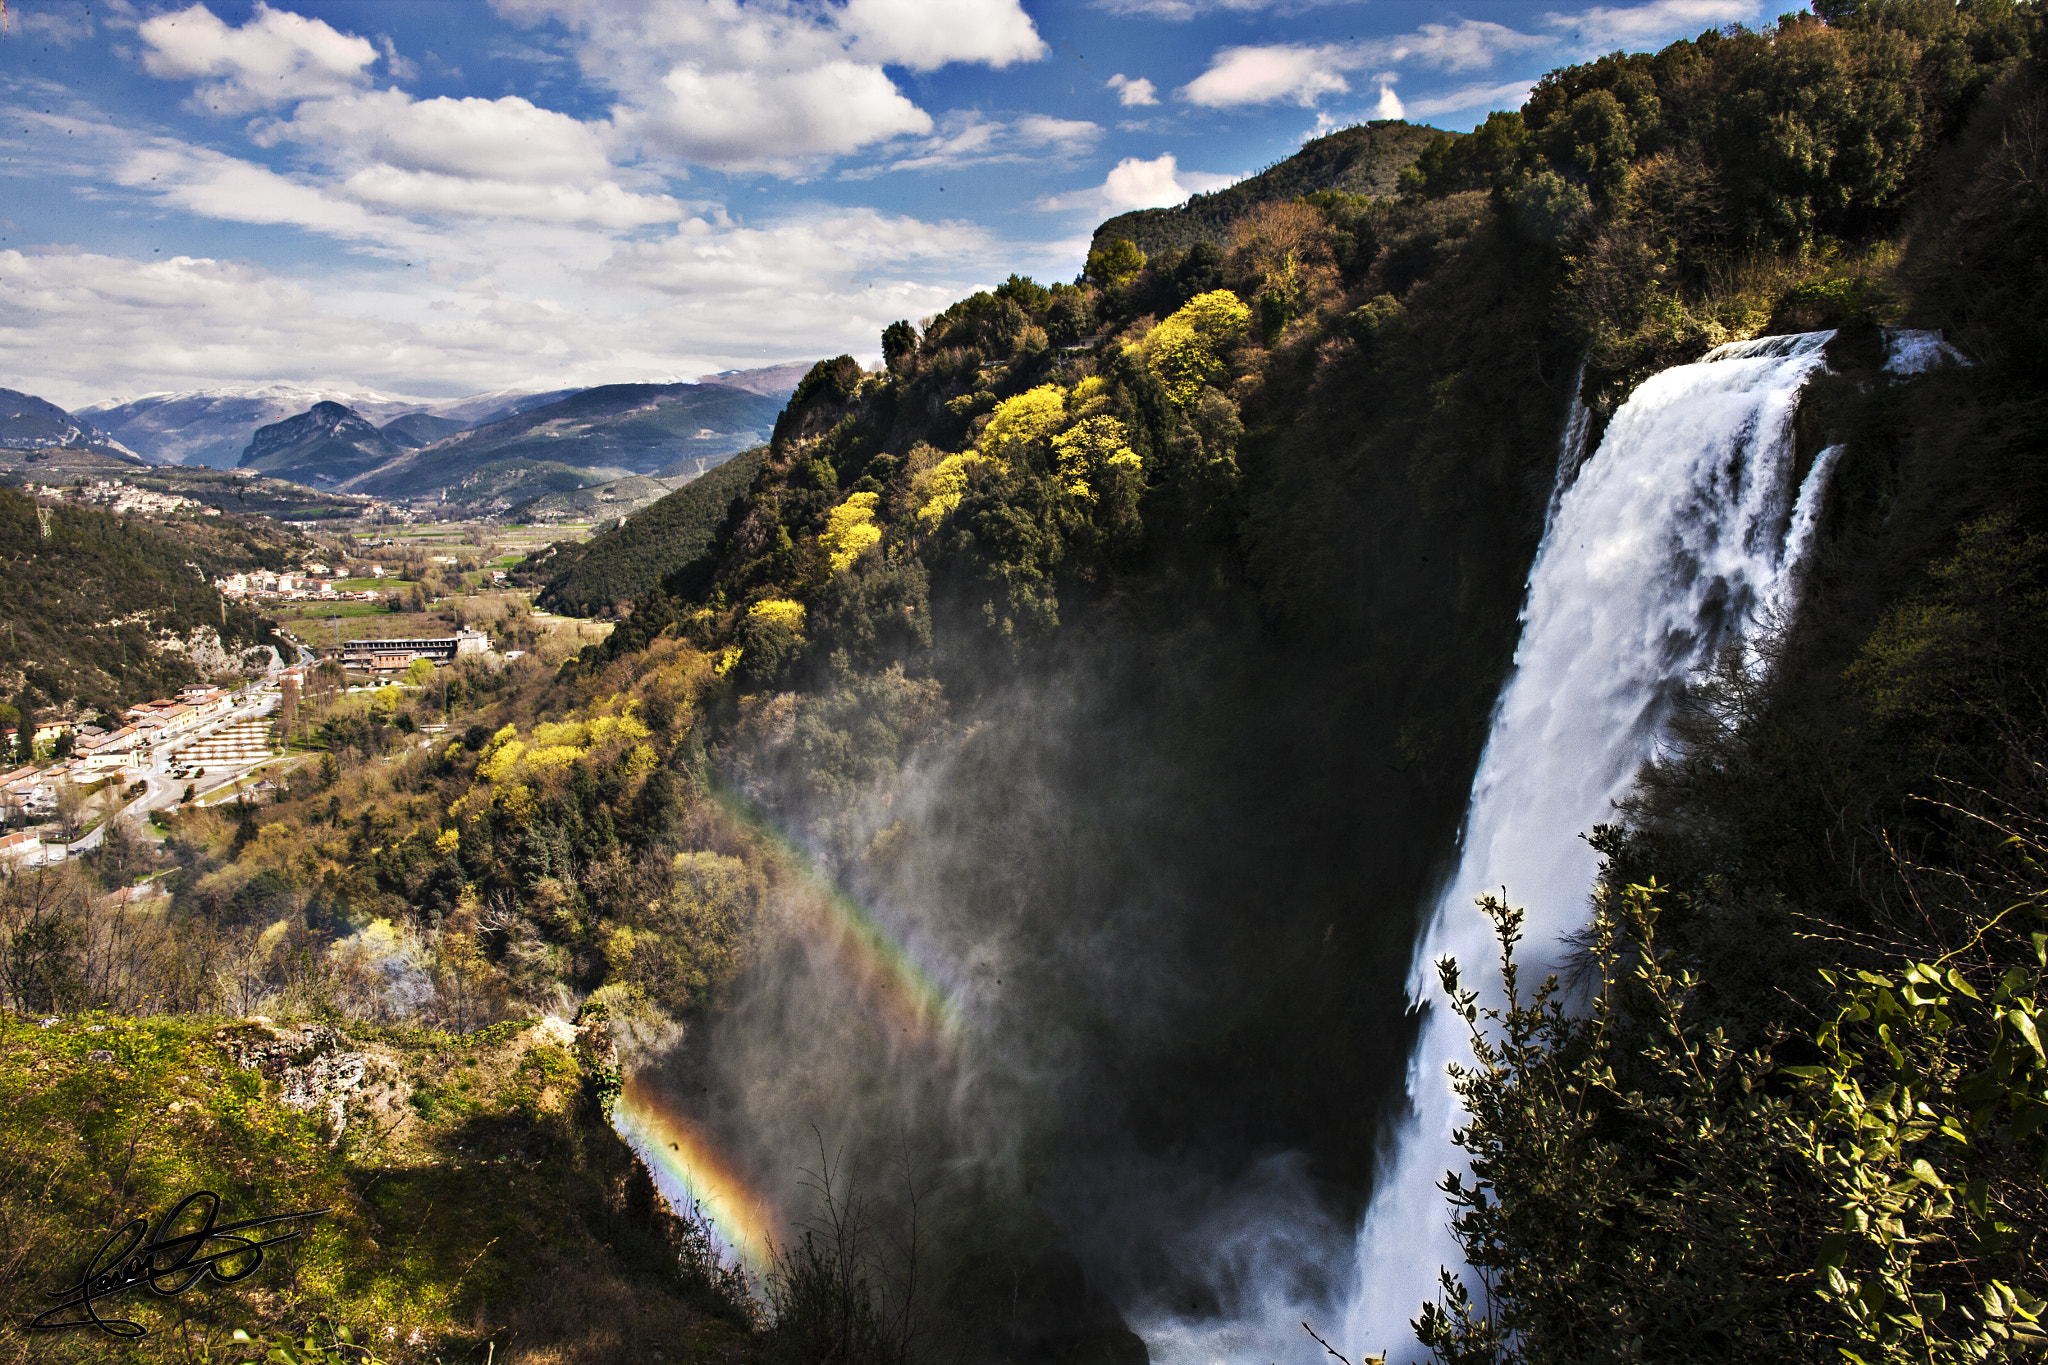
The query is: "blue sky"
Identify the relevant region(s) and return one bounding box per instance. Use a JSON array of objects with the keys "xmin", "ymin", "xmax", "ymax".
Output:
[{"xmin": 1, "ymin": 0, "xmax": 1782, "ymax": 407}]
